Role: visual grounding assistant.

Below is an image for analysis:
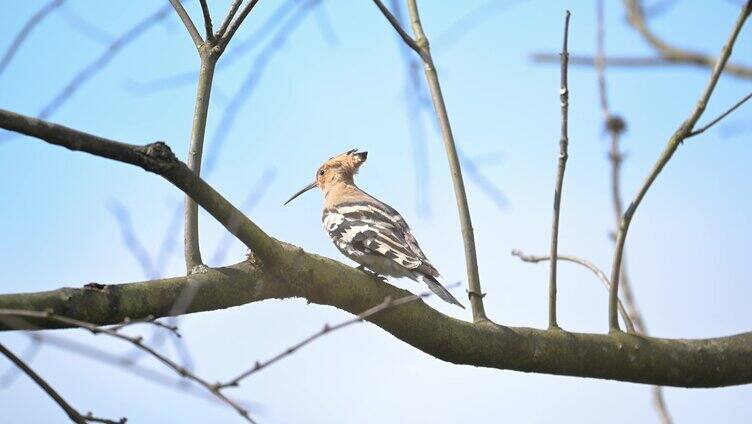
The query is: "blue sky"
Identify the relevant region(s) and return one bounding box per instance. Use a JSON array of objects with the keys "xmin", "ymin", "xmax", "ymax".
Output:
[{"xmin": 1, "ymin": 1, "xmax": 752, "ymax": 422}]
